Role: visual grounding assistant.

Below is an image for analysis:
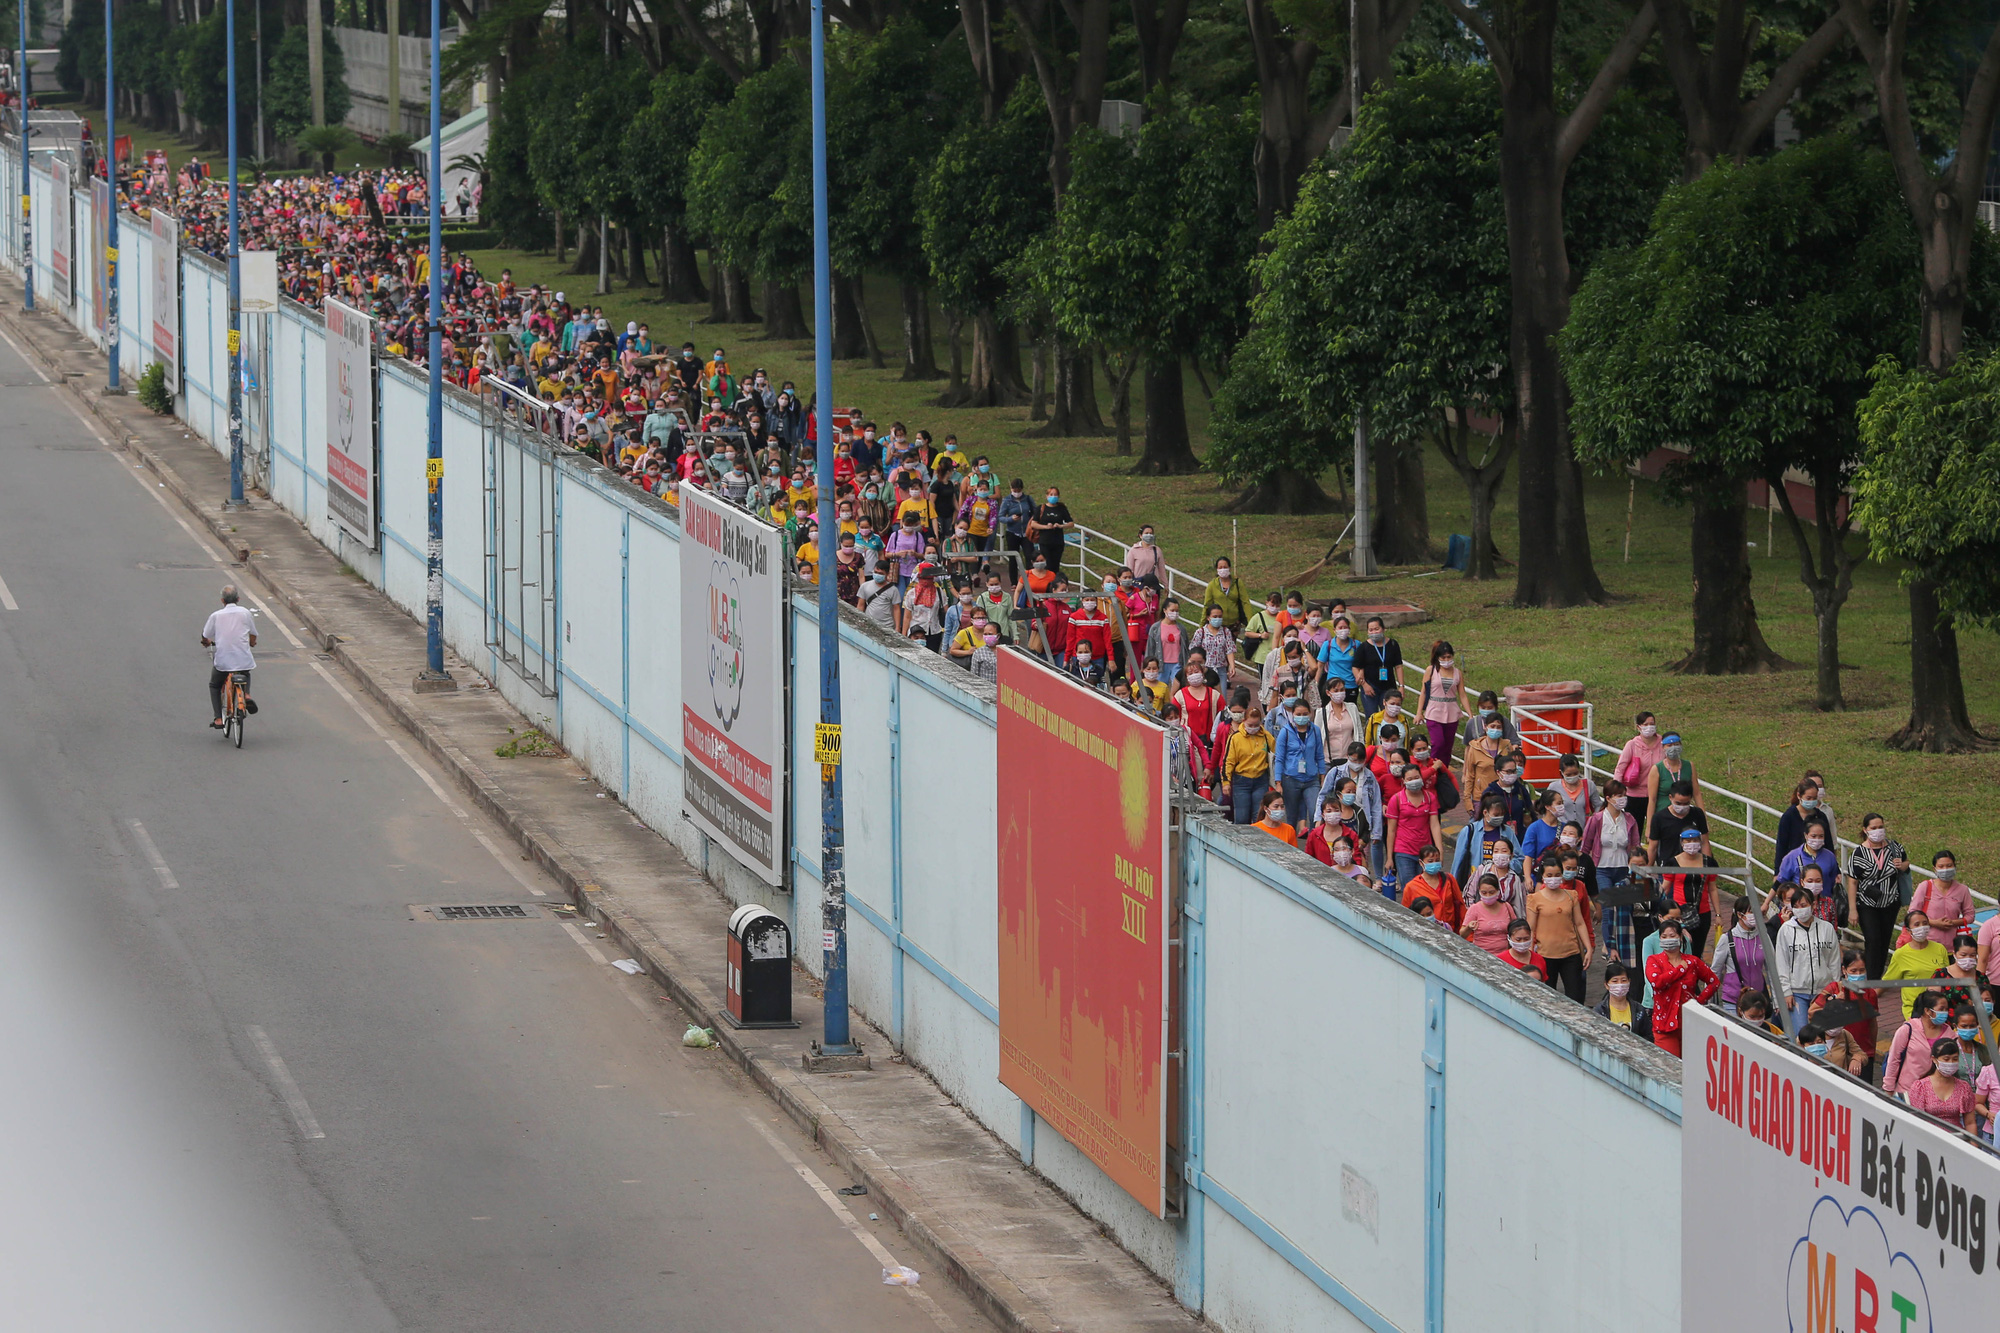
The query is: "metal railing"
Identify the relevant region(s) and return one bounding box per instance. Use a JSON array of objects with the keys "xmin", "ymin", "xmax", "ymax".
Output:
[
  {"xmin": 1402, "ymin": 658, "xmax": 1989, "ymax": 920},
  {"xmin": 1064, "ymin": 522, "xmax": 1207, "ymax": 620}
]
